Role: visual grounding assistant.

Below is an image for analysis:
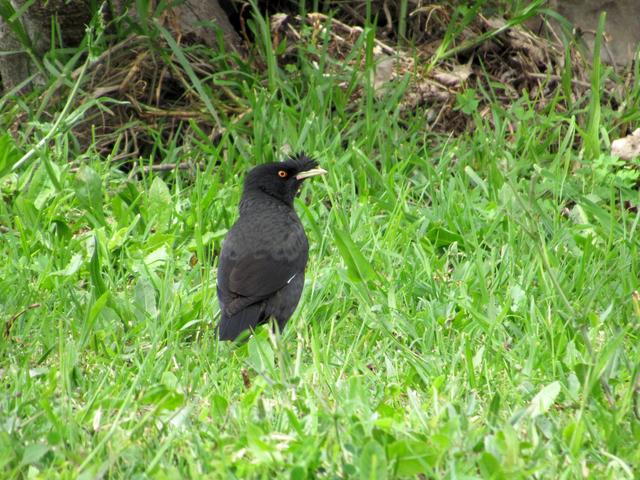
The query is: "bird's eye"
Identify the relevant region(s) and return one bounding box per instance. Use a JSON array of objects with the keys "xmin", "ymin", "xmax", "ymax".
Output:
[{"xmin": 278, "ymin": 170, "xmax": 288, "ymax": 178}]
